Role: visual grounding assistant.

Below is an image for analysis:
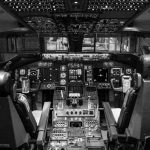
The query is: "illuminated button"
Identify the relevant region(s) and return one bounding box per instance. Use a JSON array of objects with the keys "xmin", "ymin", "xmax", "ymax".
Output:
[
  {"xmin": 20, "ymin": 69, "xmax": 26, "ymax": 75},
  {"xmin": 61, "ymin": 65, "xmax": 66, "ymax": 71},
  {"xmin": 69, "ymin": 70, "xmax": 74, "ymax": 75},
  {"xmin": 77, "ymin": 69, "xmax": 82, "ymax": 75}
]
